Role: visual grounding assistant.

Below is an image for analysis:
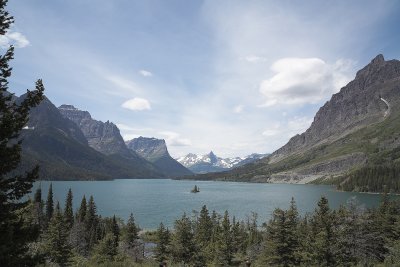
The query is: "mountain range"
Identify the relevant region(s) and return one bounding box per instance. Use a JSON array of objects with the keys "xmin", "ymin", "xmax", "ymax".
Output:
[
  {"xmin": 16, "ymin": 99, "xmax": 191, "ymax": 180},
  {"xmin": 186, "ymin": 55, "xmax": 400, "ymax": 192},
  {"xmin": 176, "ymin": 151, "xmax": 268, "ymax": 174}
]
